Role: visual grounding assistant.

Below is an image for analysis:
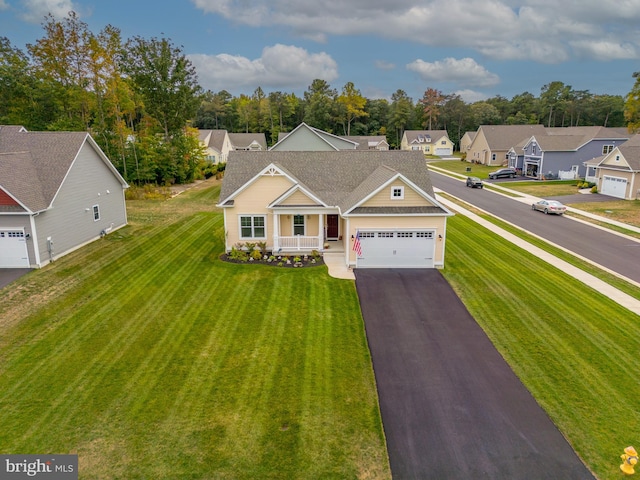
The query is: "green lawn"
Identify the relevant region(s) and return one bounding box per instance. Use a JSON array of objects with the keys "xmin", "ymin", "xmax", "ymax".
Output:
[
  {"xmin": 442, "ymin": 215, "xmax": 640, "ymax": 480},
  {"xmin": 1, "ymin": 179, "xmax": 639, "ymax": 479},
  {"xmin": 0, "ymin": 182, "xmax": 389, "ymax": 479}
]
